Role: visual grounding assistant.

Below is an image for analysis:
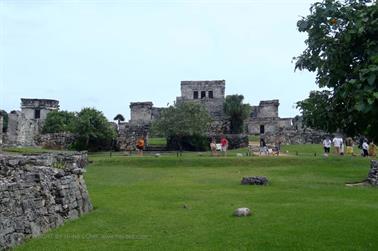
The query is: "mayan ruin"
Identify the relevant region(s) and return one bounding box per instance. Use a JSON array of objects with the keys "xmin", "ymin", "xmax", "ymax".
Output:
[{"xmin": 1, "ymin": 0, "xmax": 377, "ymax": 250}]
